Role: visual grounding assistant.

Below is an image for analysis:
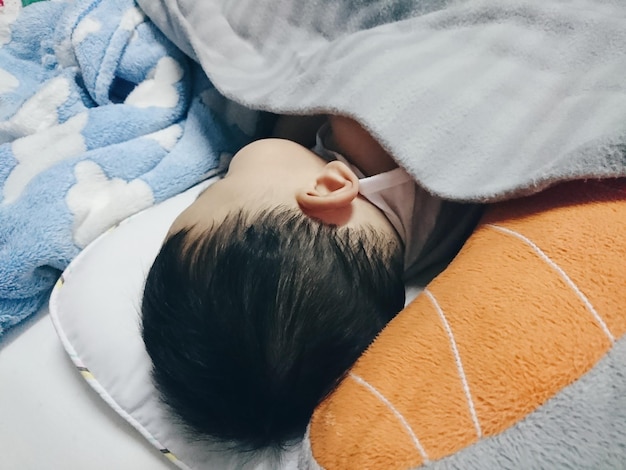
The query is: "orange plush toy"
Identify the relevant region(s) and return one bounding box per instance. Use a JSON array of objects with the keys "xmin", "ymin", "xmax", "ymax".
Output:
[{"xmin": 302, "ymin": 179, "xmax": 626, "ymax": 469}]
